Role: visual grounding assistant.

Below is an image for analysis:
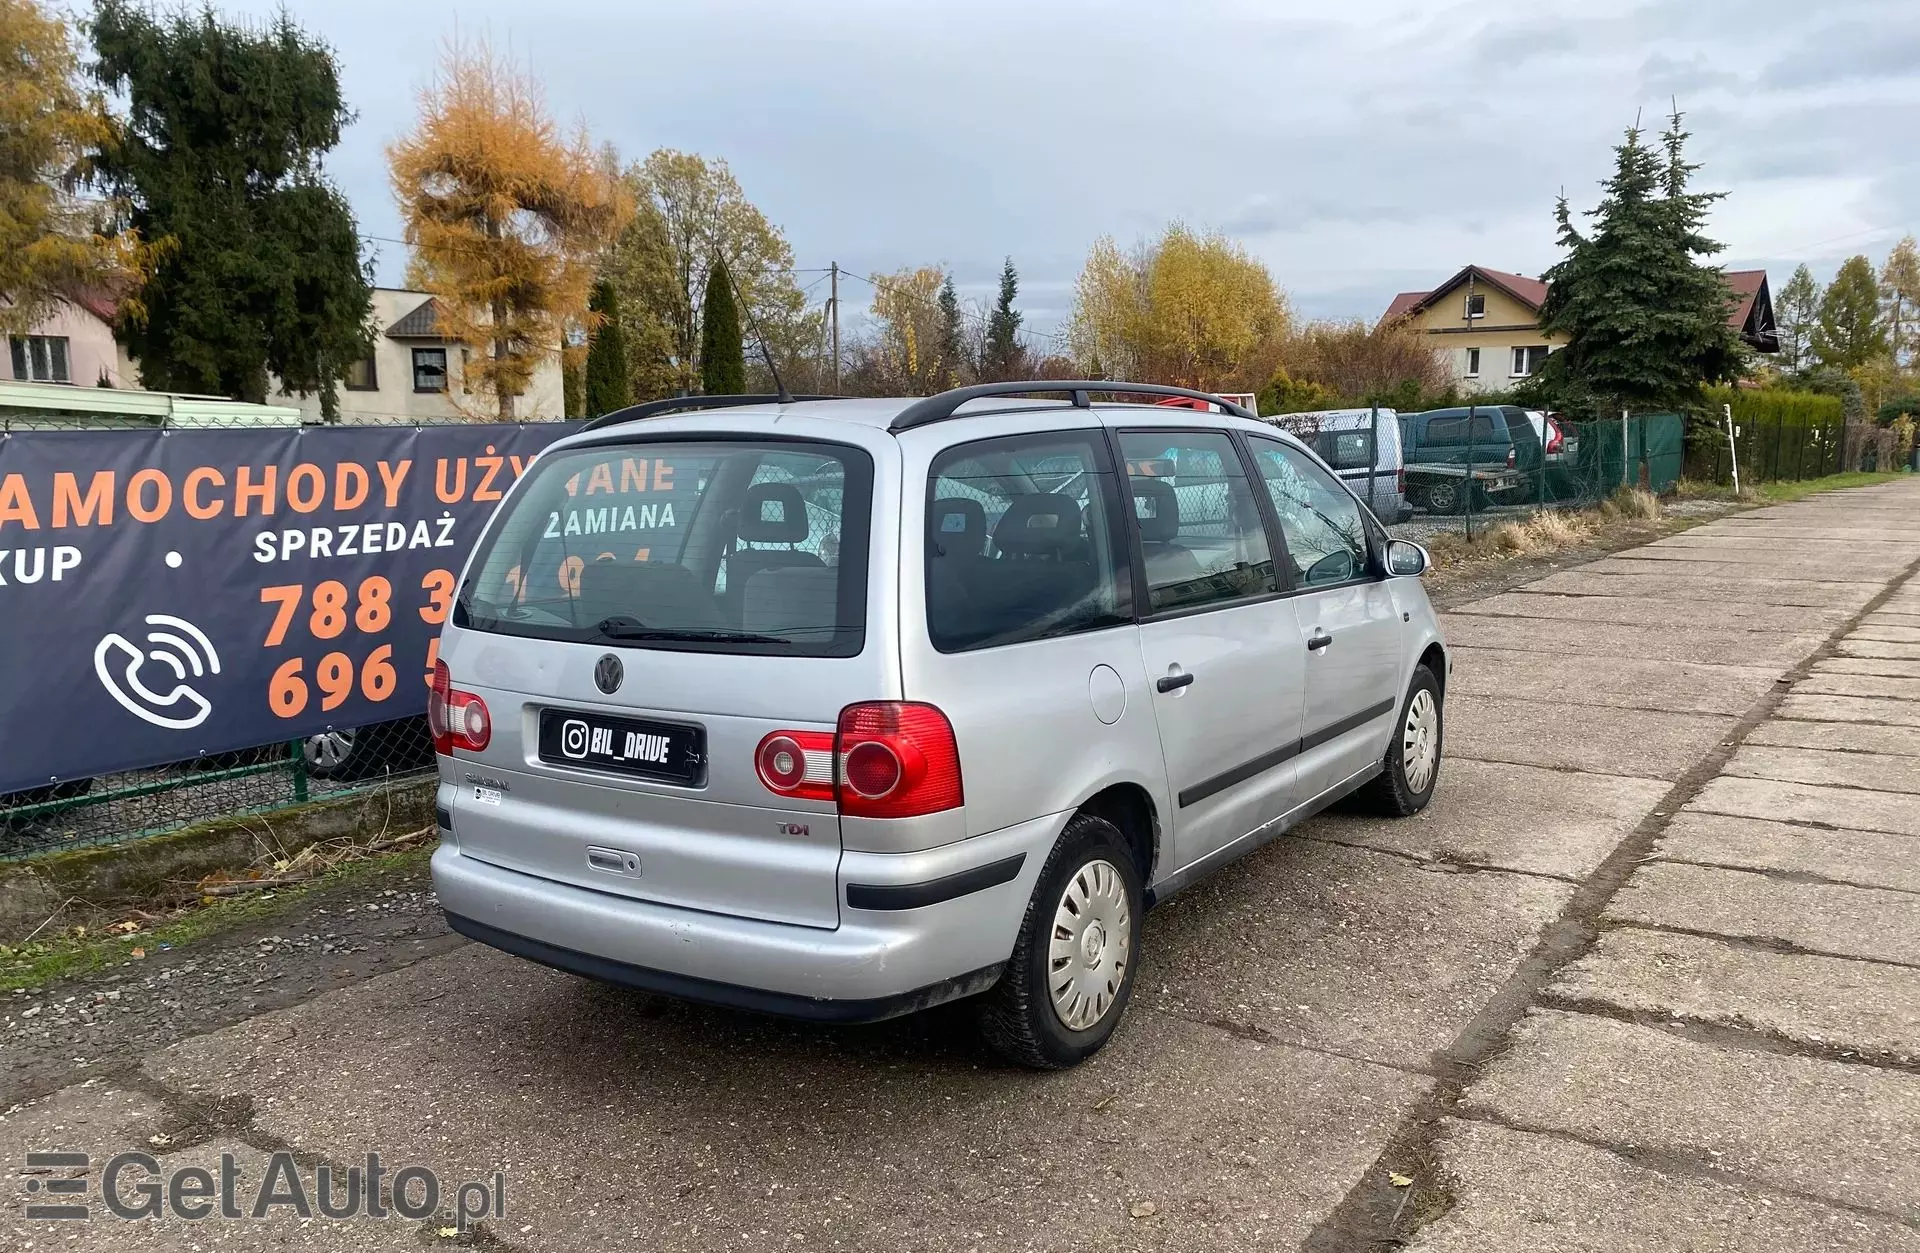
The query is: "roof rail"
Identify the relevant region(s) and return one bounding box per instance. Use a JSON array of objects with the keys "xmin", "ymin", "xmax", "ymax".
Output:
[
  {"xmin": 580, "ymin": 394, "xmax": 843, "ymax": 432},
  {"xmin": 887, "ymin": 381, "xmax": 1255, "ymax": 432}
]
